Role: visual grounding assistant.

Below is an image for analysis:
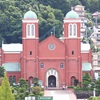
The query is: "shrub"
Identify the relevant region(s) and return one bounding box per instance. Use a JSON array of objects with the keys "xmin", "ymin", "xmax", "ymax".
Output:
[
  {"xmin": 19, "ymin": 93, "xmax": 24, "ymax": 99},
  {"xmin": 39, "ymin": 91, "xmax": 44, "ymax": 96},
  {"xmin": 28, "ymin": 93, "xmax": 35, "ymax": 96},
  {"xmin": 24, "ymin": 91, "xmax": 29, "ymax": 97},
  {"xmin": 14, "ymin": 94, "xmax": 19, "ymax": 100},
  {"xmin": 33, "ymin": 86, "xmax": 42, "ymax": 95},
  {"xmin": 18, "ymin": 87, "xmax": 25, "ymax": 93}
]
